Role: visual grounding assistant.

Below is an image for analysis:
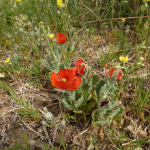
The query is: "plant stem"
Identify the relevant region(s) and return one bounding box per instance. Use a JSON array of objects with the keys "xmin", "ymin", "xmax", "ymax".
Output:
[{"xmin": 41, "ymin": 25, "xmax": 56, "ymax": 60}]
